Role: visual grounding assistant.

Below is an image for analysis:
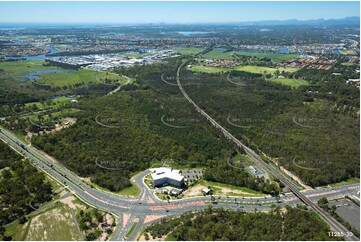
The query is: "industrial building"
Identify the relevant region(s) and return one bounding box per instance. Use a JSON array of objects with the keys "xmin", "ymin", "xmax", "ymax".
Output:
[{"xmin": 151, "ymin": 167, "xmax": 185, "ymax": 188}]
